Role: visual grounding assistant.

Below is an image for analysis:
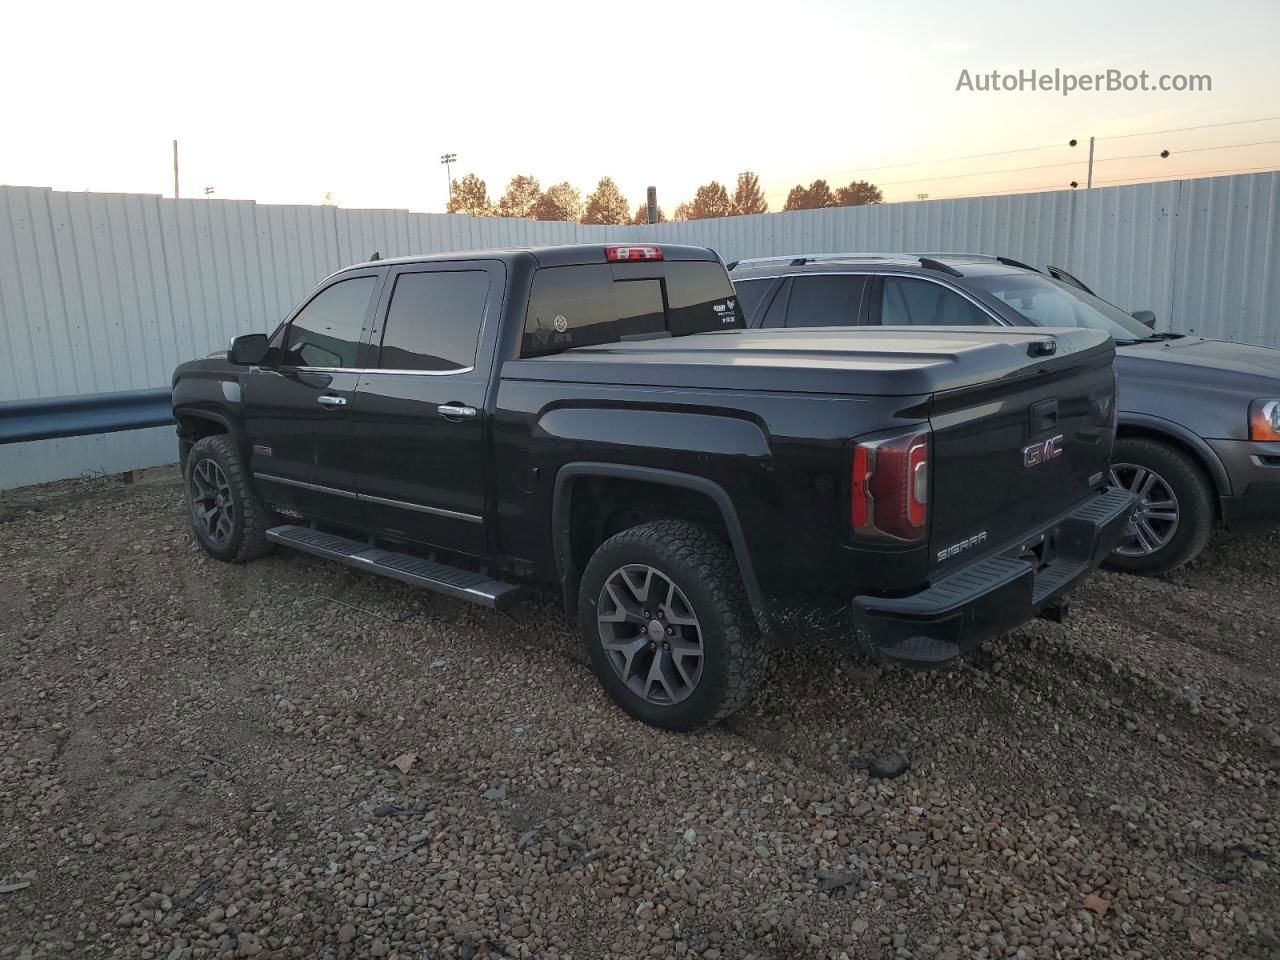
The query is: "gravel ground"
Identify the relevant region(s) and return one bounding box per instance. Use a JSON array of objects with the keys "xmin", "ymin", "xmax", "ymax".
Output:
[{"xmin": 1, "ymin": 468, "xmax": 1278, "ymax": 960}]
